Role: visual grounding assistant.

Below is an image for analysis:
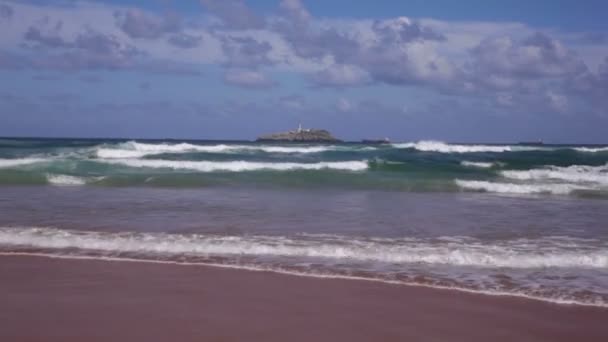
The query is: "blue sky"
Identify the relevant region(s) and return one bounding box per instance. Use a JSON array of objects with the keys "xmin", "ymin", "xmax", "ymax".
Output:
[{"xmin": 0, "ymin": 0, "xmax": 607, "ymax": 142}]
